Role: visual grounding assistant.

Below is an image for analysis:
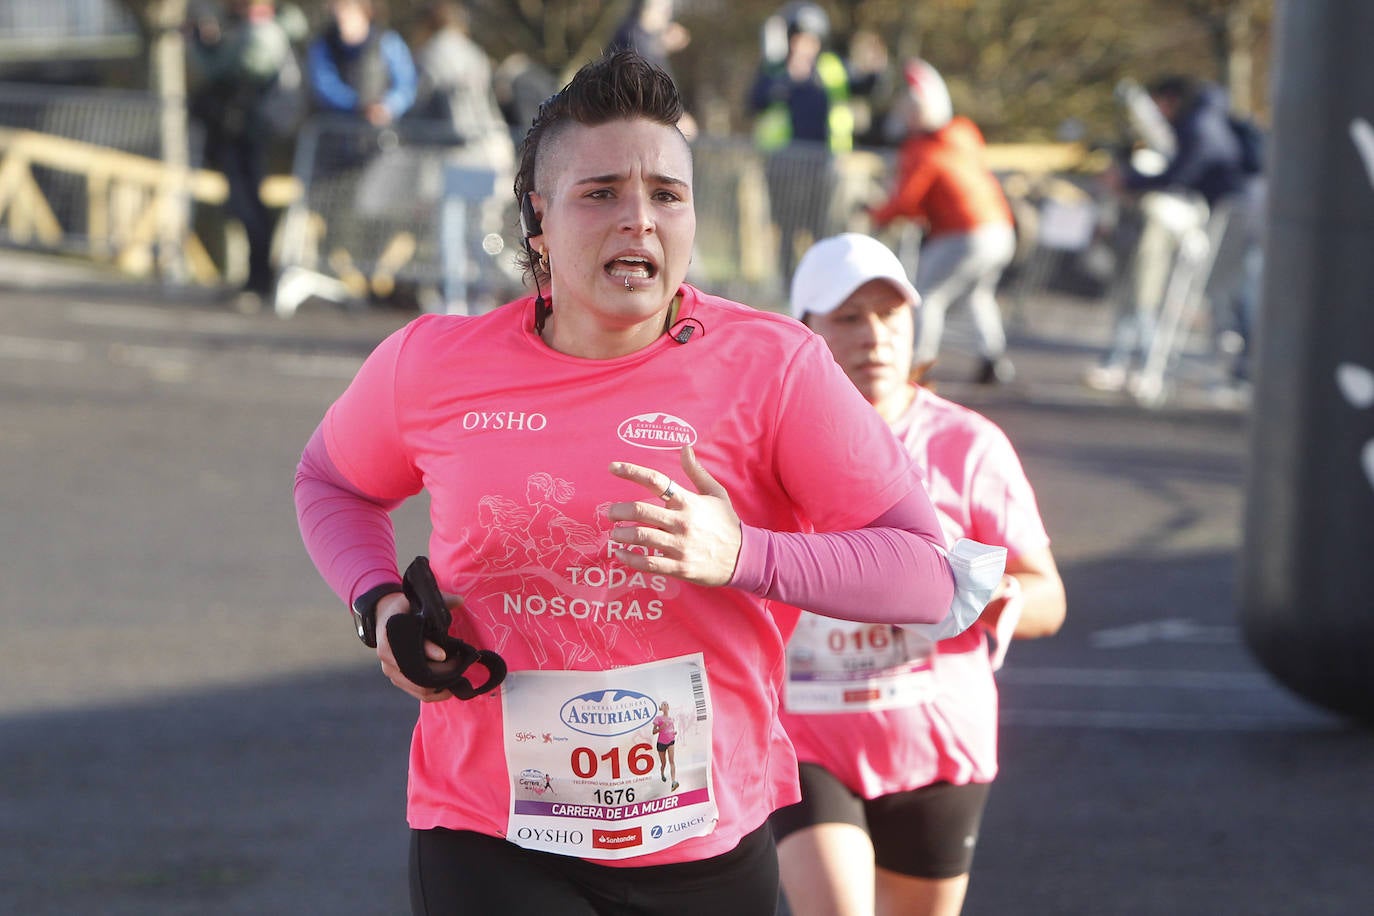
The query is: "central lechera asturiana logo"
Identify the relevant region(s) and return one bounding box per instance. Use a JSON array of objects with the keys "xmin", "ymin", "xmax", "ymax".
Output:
[
  {"xmin": 617, "ymin": 413, "xmax": 698, "ymax": 450},
  {"xmin": 559, "ymin": 689, "xmax": 659, "ymax": 737}
]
